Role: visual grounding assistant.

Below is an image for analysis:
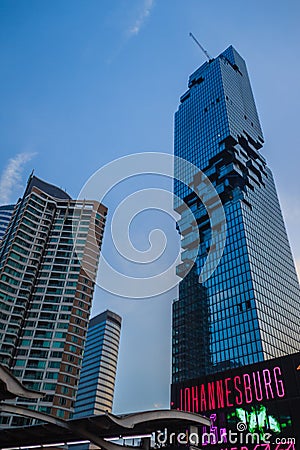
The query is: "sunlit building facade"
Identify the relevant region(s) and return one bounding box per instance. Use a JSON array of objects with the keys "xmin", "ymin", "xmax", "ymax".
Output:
[
  {"xmin": 172, "ymin": 46, "xmax": 300, "ymax": 383},
  {"xmin": 0, "ymin": 174, "xmax": 107, "ymax": 426},
  {"xmin": 73, "ymin": 310, "xmax": 122, "ymax": 418}
]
